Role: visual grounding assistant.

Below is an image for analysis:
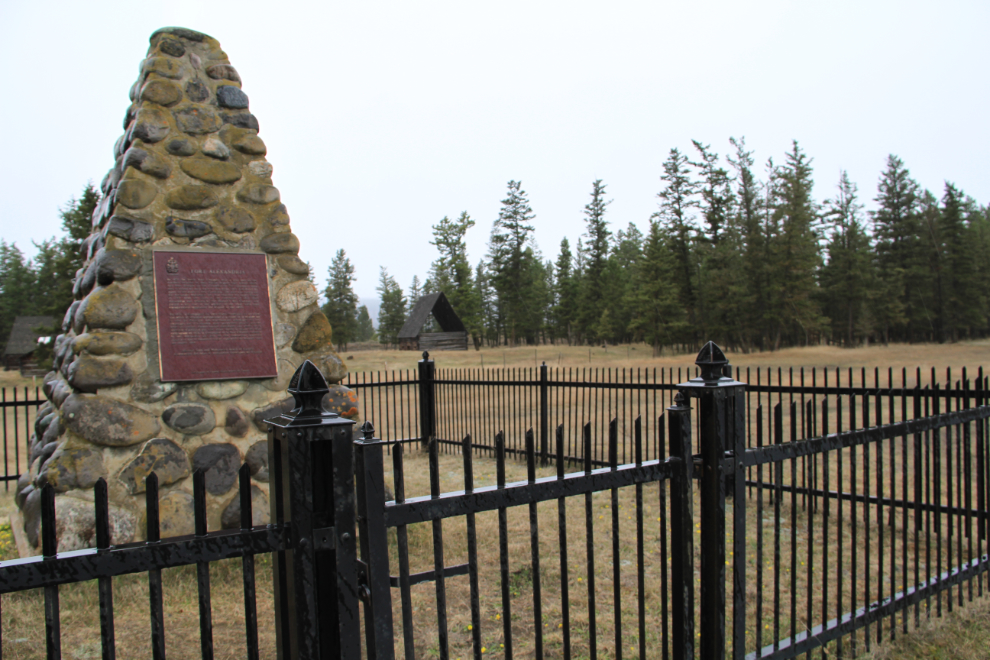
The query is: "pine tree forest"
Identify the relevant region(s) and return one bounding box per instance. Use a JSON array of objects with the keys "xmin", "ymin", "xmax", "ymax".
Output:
[{"xmin": 376, "ymin": 141, "xmax": 990, "ymax": 353}]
